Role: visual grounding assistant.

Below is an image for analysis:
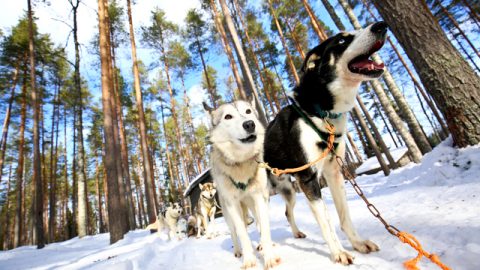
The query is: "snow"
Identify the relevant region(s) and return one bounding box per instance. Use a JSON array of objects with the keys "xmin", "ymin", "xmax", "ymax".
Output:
[
  {"xmin": 356, "ymin": 147, "xmax": 408, "ymax": 175},
  {"xmin": 1, "ymin": 138, "xmax": 479, "ymax": 270}
]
